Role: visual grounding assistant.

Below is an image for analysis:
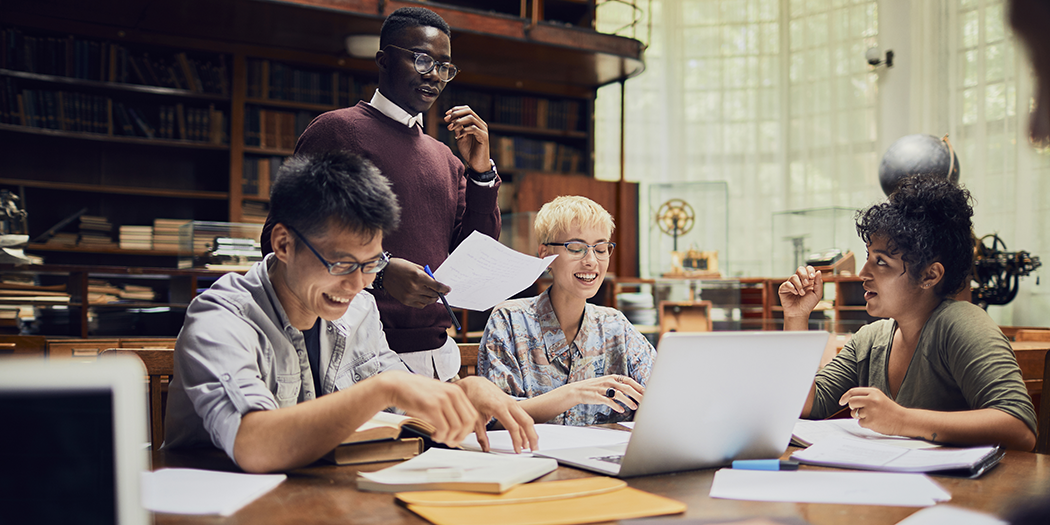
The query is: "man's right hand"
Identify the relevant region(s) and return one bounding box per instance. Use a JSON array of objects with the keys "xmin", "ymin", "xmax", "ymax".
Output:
[
  {"xmin": 382, "ymin": 257, "xmax": 451, "ymax": 309},
  {"xmin": 779, "ymin": 265, "xmax": 823, "ymax": 322},
  {"xmin": 378, "ymin": 370, "xmax": 478, "ymax": 447}
]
